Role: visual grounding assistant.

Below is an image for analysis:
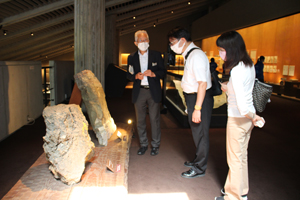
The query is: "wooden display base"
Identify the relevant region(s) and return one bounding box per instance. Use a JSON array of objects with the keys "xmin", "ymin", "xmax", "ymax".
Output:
[{"xmin": 3, "ymin": 123, "xmax": 132, "ymax": 200}]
